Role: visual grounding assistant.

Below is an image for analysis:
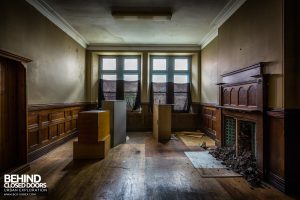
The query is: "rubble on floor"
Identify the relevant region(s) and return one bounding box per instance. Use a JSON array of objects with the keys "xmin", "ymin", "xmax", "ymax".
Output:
[{"xmin": 209, "ymin": 146, "xmax": 261, "ymax": 187}]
